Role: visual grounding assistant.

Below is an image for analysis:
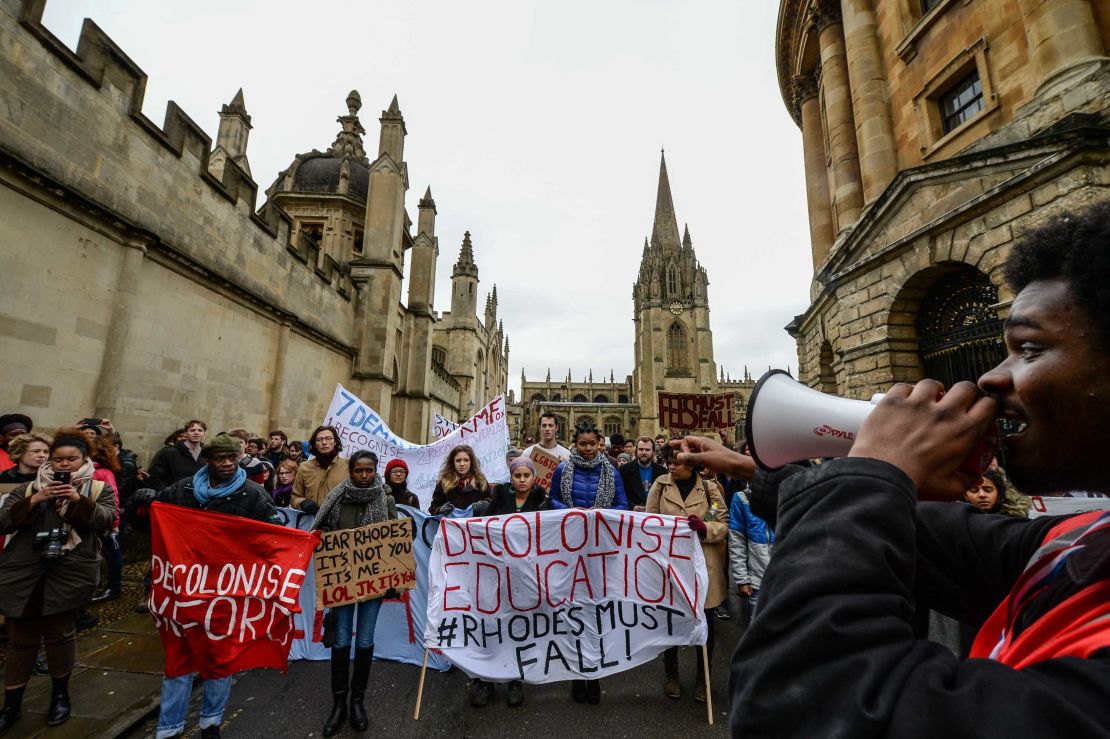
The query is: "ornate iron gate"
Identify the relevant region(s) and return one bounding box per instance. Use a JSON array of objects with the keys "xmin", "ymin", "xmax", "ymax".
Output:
[{"xmin": 917, "ymin": 269, "xmax": 1006, "ymax": 387}]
